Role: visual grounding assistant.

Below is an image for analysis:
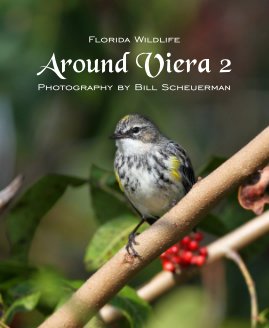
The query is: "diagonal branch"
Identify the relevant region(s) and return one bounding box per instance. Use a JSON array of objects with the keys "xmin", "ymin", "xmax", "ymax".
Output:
[{"xmin": 38, "ymin": 126, "xmax": 269, "ymax": 328}]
